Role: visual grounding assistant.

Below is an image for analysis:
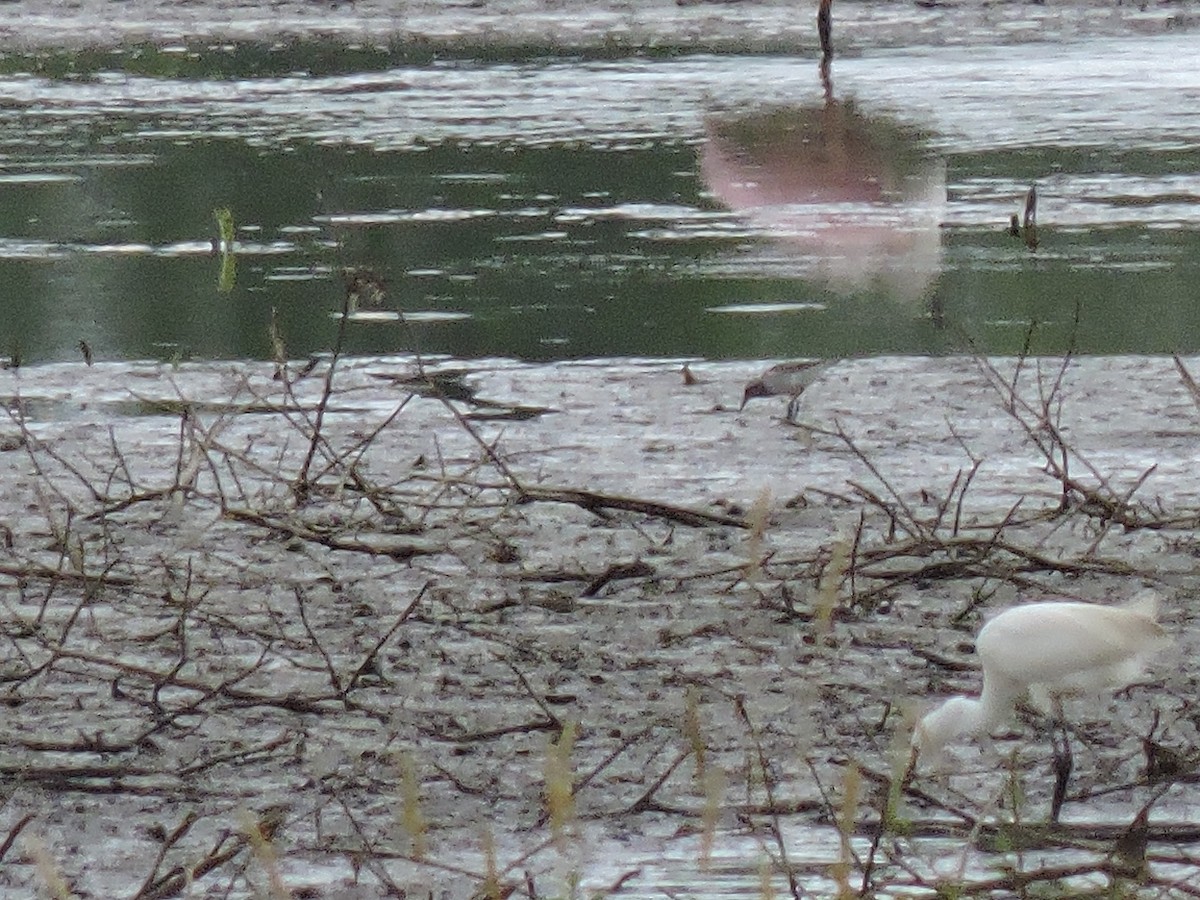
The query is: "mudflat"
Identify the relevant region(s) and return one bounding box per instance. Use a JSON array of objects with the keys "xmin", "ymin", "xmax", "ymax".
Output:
[{"xmin": 1, "ymin": 353, "xmax": 1198, "ymax": 896}]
